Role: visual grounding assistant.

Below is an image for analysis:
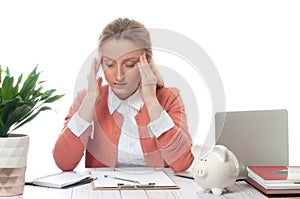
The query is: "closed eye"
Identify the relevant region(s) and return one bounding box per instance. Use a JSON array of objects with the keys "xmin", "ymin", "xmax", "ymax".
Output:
[
  {"xmin": 106, "ymin": 63, "xmax": 115, "ymax": 67},
  {"xmin": 104, "ymin": 61, "xmax": 115, "ymax": 67},
  {"xmin": 125, "ymin": 63, "xmax": 135, "ymax": 67},
  {"xmin": 124, "ymin": 60, "xmax": 138, "ymax": 68}
]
